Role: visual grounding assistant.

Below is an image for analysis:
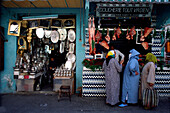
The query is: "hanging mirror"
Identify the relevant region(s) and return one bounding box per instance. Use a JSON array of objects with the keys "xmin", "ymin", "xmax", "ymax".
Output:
[
  {"xmin": 39, "ymin": 19, "xmax": 51, "ymax": 28},
  {"xmin": 63, "ymin": 18, "xmax": 75, "ymax": 28},
  {"xmin": 8, "ymin": 19, "xmax": 21, "ymax": 36},
  {"xmin": 68, "ymin": 29, "xmax": 76, "ymax": 42},
  {"xmin": 18, "ymin": 36, "xmax": 27, "ymax": 50},
  {"xmin": 58, "ymin": 28, "xmax": 67, "ymax": 41},
  {"xmin": 36, "ymin": 28, "xmax": 44, "ymax": 39},
  {"xmin": 51, "ymin": 30, "xmax": 59, "ymax": 43},
  {"xmin": 69, "ymin": 43, "xmax": 75, "ymax": 53},
  {"xmin": 28, "ymin": 20, "xmax": 39, "ymax": 29},
  {"xmin": 60, "ymin": 41, "xmax": 65, "ymax": 53},
  {"xmin": 44, "ymin": 30, "xmax": 51, "ymax": 38}
]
